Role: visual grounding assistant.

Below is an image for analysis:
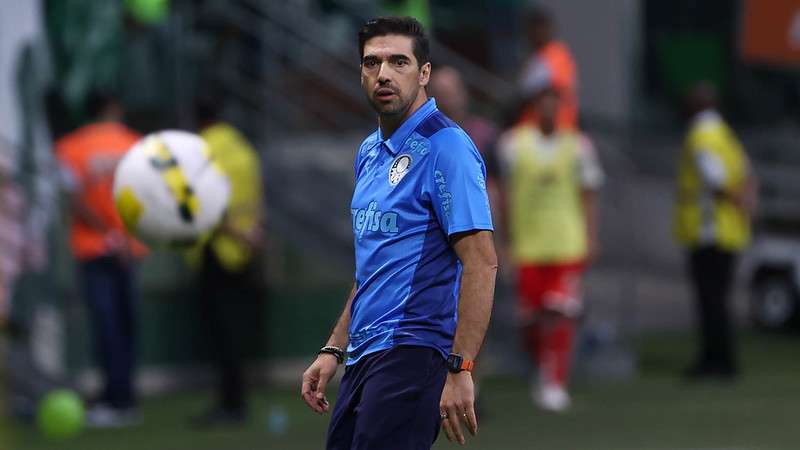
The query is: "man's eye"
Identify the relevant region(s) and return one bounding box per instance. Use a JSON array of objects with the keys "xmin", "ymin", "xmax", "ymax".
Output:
[
  {"xmin": 396, "ymin": 60, "xmax": 409, "ymax": 66},
  {"xmin": 364, "ymin": 60, "xmax": 378, "ymax": 68}
]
